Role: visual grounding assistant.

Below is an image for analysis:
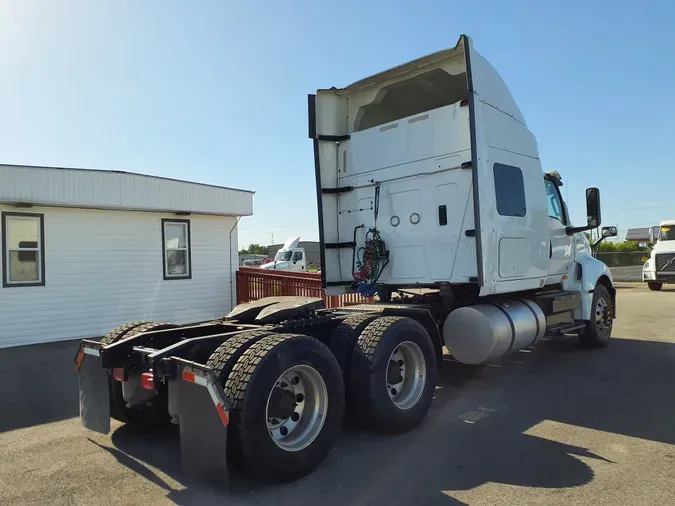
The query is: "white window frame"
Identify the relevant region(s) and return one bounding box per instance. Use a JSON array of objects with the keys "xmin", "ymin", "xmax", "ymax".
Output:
[
  {"xmin": 162, "ymin": 219, "xmax": 191, "ymax": 280},
  {"xmin": 2, "ymin": 212, "xmax": 45, "ymax": 287}
]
